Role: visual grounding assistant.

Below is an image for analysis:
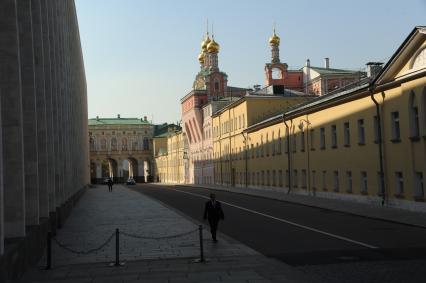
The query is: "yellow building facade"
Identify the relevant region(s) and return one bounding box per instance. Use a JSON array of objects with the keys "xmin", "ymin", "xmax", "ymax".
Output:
[
  {"xmin": 154, "ymin": 131, "xmax": 188, "ymax": 184},
  {"xmin": 213, "ymin": 94, "xmax": 313, "ymax": 185},
  {"xmin": 213, "ymin": 27, "xmax": 426, "ymax": 211}
]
